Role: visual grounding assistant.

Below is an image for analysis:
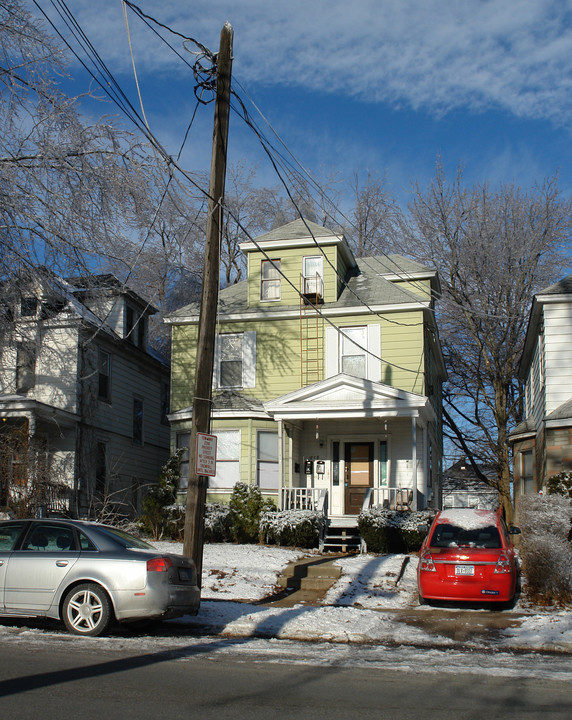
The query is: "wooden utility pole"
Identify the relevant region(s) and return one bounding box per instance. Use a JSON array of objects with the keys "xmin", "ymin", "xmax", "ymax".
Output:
[{"xmin": 183, "ymin": 22, "xmax": 233, "ymax": 584}]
